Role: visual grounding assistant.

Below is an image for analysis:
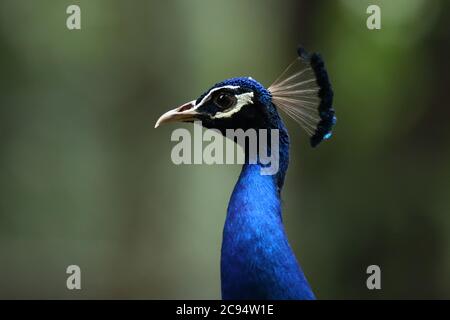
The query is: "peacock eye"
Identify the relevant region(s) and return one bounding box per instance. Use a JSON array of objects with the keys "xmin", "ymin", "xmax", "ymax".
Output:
[{"xmin": 214, "ymin": 93, "xmax": 236, "ymax": 110}]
